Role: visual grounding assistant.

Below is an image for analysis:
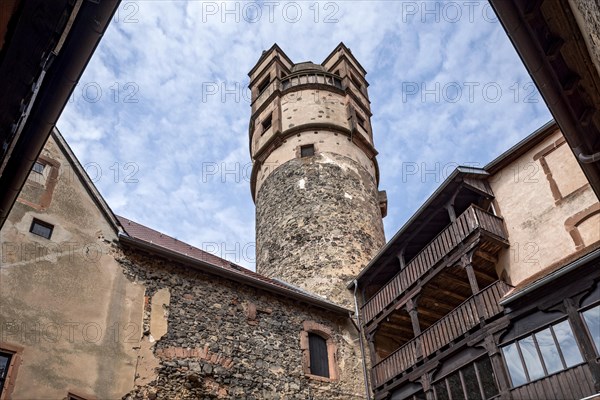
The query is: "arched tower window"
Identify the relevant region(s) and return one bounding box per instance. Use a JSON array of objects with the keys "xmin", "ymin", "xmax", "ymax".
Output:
[{"xmin": 300, "ymin": 321, "xmax": 338, "ymax": 381}]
